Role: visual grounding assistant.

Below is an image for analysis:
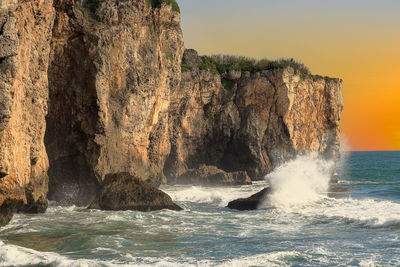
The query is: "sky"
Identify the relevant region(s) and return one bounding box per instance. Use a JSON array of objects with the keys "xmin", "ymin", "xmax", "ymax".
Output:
[{"xmin": 176, "ymin": 0, "xmax": 400, "ymax": 151}]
